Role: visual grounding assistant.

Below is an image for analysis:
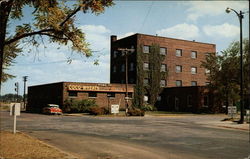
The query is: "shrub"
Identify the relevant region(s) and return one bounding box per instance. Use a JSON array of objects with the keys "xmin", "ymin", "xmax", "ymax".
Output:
[
  {"xmin": 89, "ymin": 107, "xmax": 109, "ymax": 115},
  {"xmin": 141, "ymin": 104, "xmax": 157, "ymax": 111},
  {"xmin": 127, "ymin": 108, "xmax": 145, "ymax": 116},
  {"xmin": 63, "ymin": 99, "xmax": 97, "ymax": 113}
]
